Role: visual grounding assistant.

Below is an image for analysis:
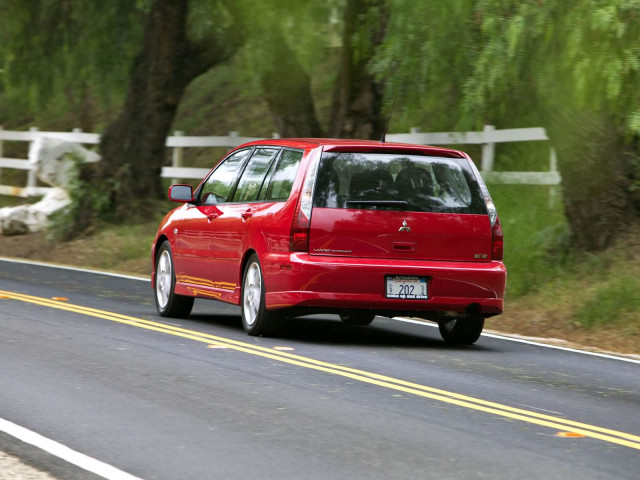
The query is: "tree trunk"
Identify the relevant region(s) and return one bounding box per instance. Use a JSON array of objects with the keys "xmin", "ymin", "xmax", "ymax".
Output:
[
  {"xmin": 259, "ymin": 29, "xmax": 324, "ymax": 138},
  {"xmin": 548, "ymin": 110, "xmax": 640, "ymax": 251},
  {"xmin": 97, "ymin": 0, "xmax": 238, "ymax": 219},
  {"xmin": 329, "ymin": 0, "xmax": 386, "ymax": 140}
]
